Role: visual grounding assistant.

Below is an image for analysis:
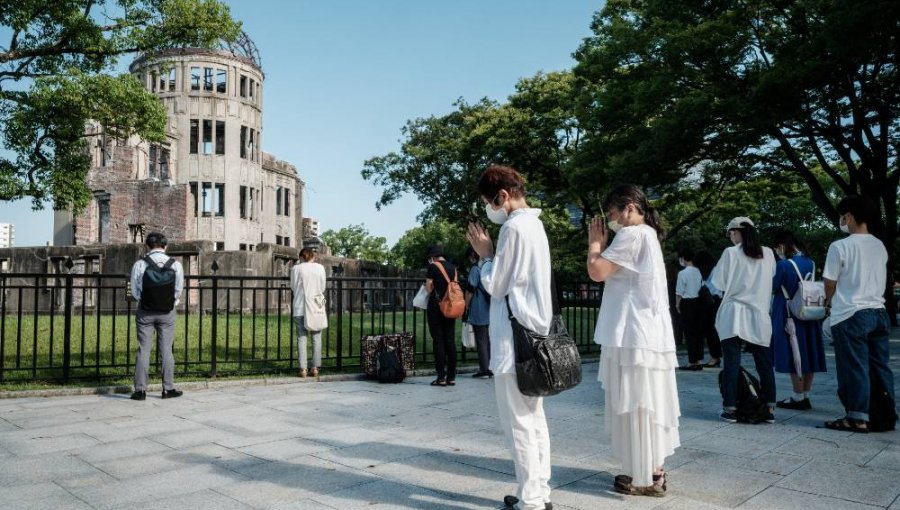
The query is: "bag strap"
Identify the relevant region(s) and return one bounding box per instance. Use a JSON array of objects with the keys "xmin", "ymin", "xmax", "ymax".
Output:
[
  {"xmin": 786, "ymin": 258, "xmax": 805, "ymax": 281},
  {"xmin": 431, "ymin": 261, "xmax": 456, "ymax": 284},
  {"xmin": 504, "ymin": 271, "xmax": 558, "ymax": 322},
  {"xmin": 162, "ymin": 258, "xmax": 176, "ymax": 271}
]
